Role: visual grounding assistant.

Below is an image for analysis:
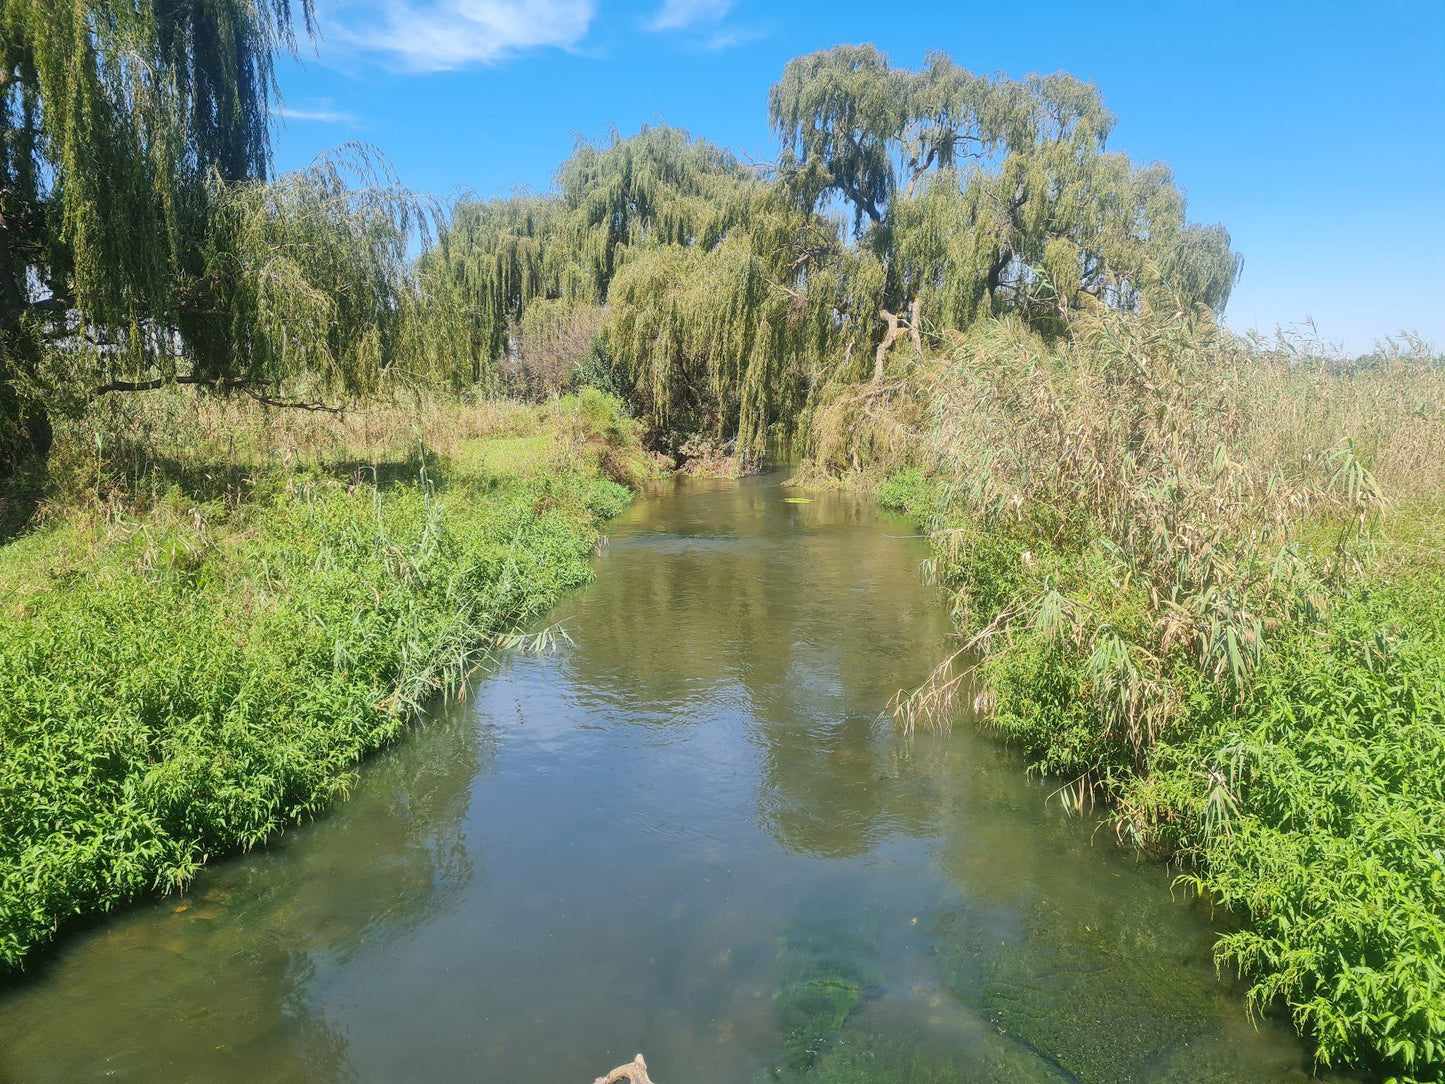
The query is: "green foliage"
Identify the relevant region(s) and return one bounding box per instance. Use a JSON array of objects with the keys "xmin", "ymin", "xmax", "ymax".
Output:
[
  {"xmin": 194, "ymin": 146, "xmax": 455, "ymax": 400},
  {"xmin": 772, "ymin": 47, "xmax": 1240, "ymax": 330},
  {"xmin": 0, "ymin": 0, "xmax": 314, "ymax": 460},
  {"xmin": 424, "ymin": 125, "xmax": 866, "ymax": 460},
  {"xmin": 425, "ymin": 49, "xmax": 1237, "ymax": 465},
  {"xmin": 873, "ymin": 307, "xmax": 1445, "ymax": 1079},
  {"xmin": 874, "ymin": 468, "xmax": 926, "ymax": 510},
  {"xmin": 551, "ymin": 387, "xmax": 658, "ymax": 488},
  {"xmin": 0, "ymin": 1, "xmax": 470, "ymax": 472},
  {"xmin": 0, "ymin": 428, "xmax": 629, "ymax": 968},
  {"xmin": 1154, "ymin": 572, "xmax": 1445, "ymax": 1078},
  {"xmin": 418, "ymin": 194, "xmax": 564, "ymax": 377}
]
